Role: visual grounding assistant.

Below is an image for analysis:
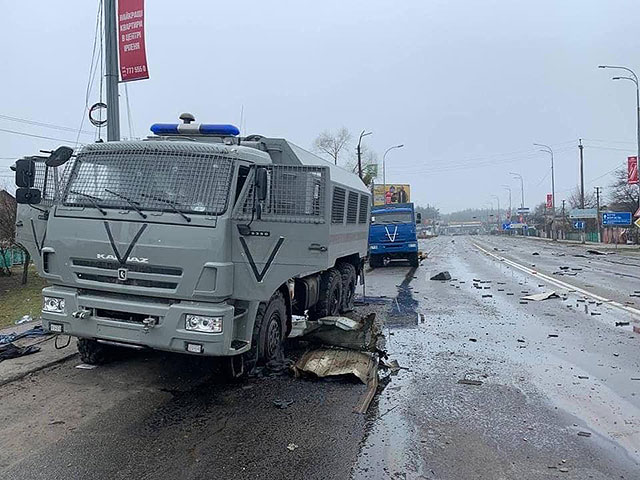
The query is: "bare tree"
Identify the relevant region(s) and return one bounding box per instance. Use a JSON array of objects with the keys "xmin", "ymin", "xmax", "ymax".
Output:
[
  {"xmin": 313, "ymin": 127, "xmax": 352, "ymax": 165},
  {"xmin": 608, "ymin": 165, "xmax": 640, "ymax": 213},
  {"xmin": 567, "ymin": 187, "xmax": 597, "ymax": 209}
]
